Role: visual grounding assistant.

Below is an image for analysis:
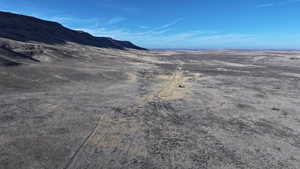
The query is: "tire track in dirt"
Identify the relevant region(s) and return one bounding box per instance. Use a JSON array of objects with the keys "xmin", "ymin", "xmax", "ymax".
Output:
[
  {"xmin": 140, "ymin": 65, "xmax": 192, "ymax": 168},
  {"xmin": 62, "ymin": 116, "xmax": 103, "ymax": 169},
  {"xmin": 157, "ymin": 70, "xmax": 186, "ymax": 100},
  {"xmin": 61, "ymin": 65, "xmax": 190, "ymax": 169},
  {"xmin": 144, "ymin": 65, "xmax": 191, "ymax": 101}
]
